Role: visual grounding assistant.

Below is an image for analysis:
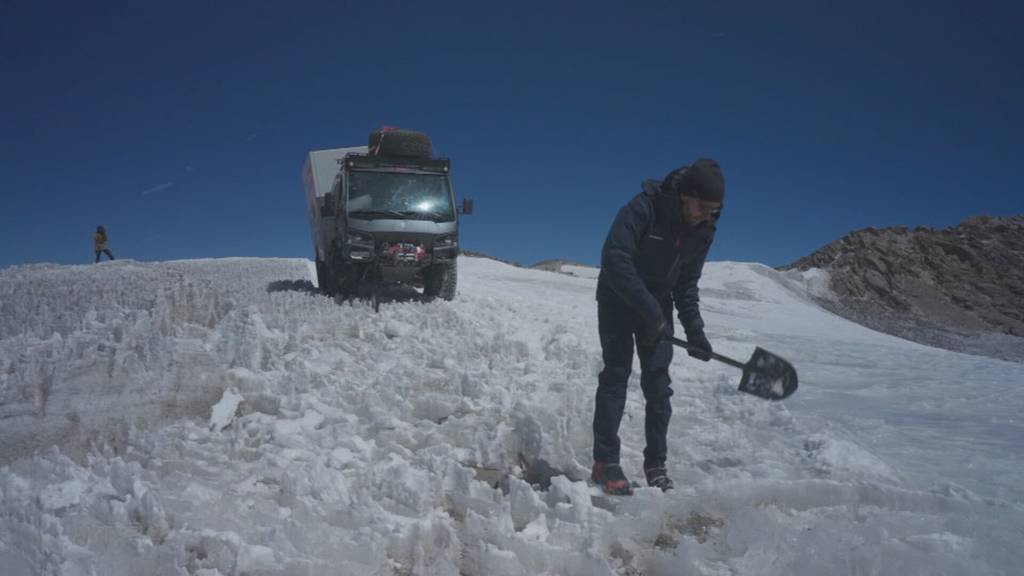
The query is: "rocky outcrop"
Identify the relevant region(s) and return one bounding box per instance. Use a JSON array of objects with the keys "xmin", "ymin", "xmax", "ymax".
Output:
[
  {"xmin": 531, "ymin": 259, "xmax": 589, "ymax": 272},
  {"xmin": 461, "ymin": 250, "xmax": 523, "ymax": 268},
  {"xmin": 783, "ymin": 215, "xmax": 1024, "ymax": 362}
]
